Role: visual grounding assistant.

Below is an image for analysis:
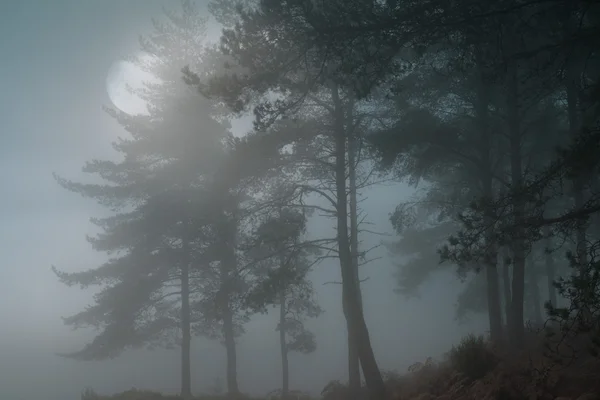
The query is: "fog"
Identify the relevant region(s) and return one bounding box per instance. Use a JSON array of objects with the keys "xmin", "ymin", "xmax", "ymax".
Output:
[{"xmin": 1, "ymin": 1, "xmax": 491, "ymax": 399}]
